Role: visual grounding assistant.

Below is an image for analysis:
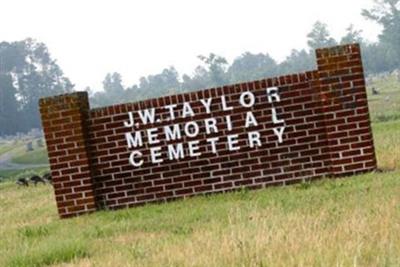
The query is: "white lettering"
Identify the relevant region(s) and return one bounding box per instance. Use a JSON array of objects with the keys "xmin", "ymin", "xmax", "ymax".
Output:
[
  {"xmin": 124, "ymin": 112, "xmax": 135, "ymax": 127},
  {"xmin": 124, "ymin": 89, "xmax": 288, "ymax": 166},
  {"xmin": 164, "ymin": 124, "xmax": 181, "ymax": 141},
  {"xmin": 273, "ymin": 126, "xmax": 286, "ymax": 143},
  {"xmin": 200, "ymin": 98, "xmax": 212, "ymax": 113},
  {"xmin": 167, "ymin": 143, "xmax": 185, "ymax": 160},
  {"xmin": 188, "ymin": 140, "xmax": 201, "ymax": 157},
  {"xmin": 150, "ymin": 147, "xmax": 163, "ymax": 163},
  {"xmin": 147, "ymin": 128, "xmax": 160, "ymax": 144},
  {"xmin": 138, "ymin": 108, "xmax": 156, "ymax": 124},
  {"xmin": 267, "ymin": 87, "xmax": 280, "ymax": 103},
  {"xmin": 125, "ymin": 132, "xmax": 143, "ymax": 148},
  {"xmin": 227, "ymin": 134, "xmax": 240, "ymax": 151},
  {"xmin": 271, "ymin": 108, "xmax": 284, "ymax": 124},
  {"xmin": 248, "ymin": 131, "xmax": 261, "ymax": 148},
  {"xmin": 129, "ymin": 151, "xmax": 143, "ymax": 167},
  {"xmin": 165, "ymin": 104, "xmax": 177, "ymax": 120},
  {"xmin": 221, "ymin": 95, "xmax": 233, "ymax": 111},
  {"xmin": 240, "ymin": 91, "xmax": 255, "ymax": 107},
  {"xmin": 182, "ymin": 102, "xmax": 195, "ymax": 118},
  {"xmin": 204, "ymin": 118, "xmax": 218, "ymax": 134},
  {"xmin": 184, "ymin": 121, "xmax": 199, "ymax": 137},
  {"xmin": 245, "ymin": 111, "xmax": 258, "ymax": 128},
  {"xmin": 225, "ymin": 115, "xmax": 233, "ymax": 131},
  {"xmin": 206, "ymin": 137, "xmax": 219, "ymax": 153}
]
